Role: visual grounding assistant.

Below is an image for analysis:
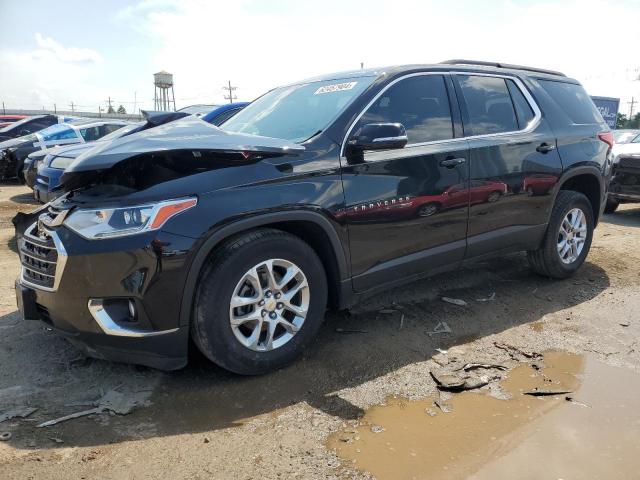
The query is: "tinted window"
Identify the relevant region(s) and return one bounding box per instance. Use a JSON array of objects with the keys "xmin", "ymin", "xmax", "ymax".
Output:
[
  {"xmin": 506, "ymin": 79, "xmax": 535, "ymax": 128},
  {"xmin": 43, "ymin": 126, "xmax": 77, "ymax": 141},
  {"xmin": 211, "ymin": 108, "xmax": 241, "ymax": 126},
  {"xmin": 80, "ymin": 126, "xmax": 101, "ymax": 141},
  {"xmin": 539, "ymin": 80, "xmax": 603, "ymax": 125},
  {"xmin": 357, "ymin": 75, "xmax": 453, "ymax": 144},
  {"xmin": 457, "ymin": 75, "xmax": 518, "ymax": 135}
]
